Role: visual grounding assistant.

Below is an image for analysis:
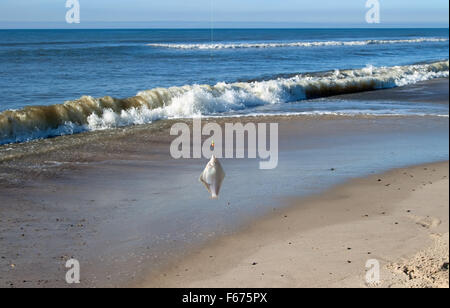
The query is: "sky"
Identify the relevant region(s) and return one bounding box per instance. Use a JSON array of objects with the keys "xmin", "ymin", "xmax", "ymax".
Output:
[{"xmin": 0, "ymin": 0, "xmax": 448, "ymax": 28}]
